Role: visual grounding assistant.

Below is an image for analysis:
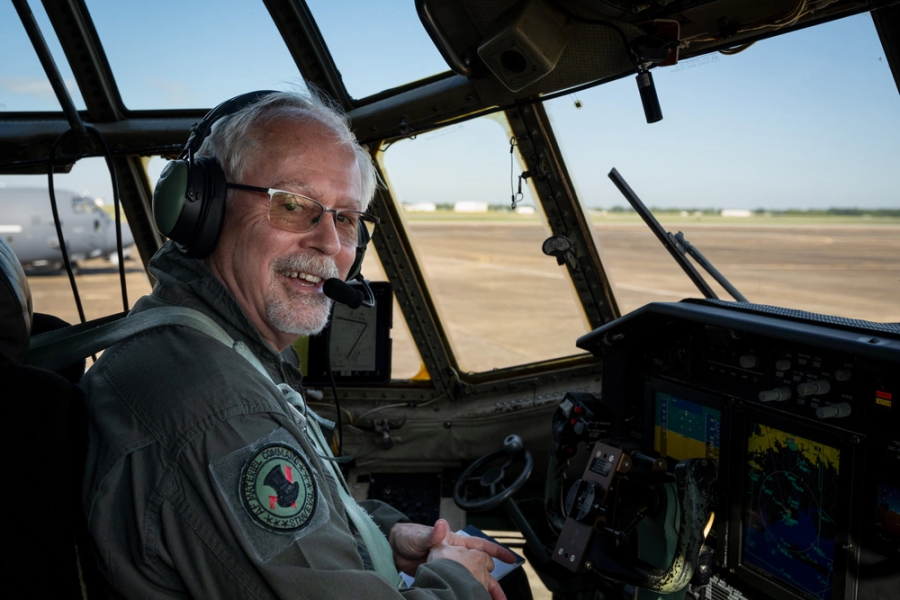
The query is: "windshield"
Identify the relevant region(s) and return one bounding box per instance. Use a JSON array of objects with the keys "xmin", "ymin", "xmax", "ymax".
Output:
[
  {"xmin": 82, "ymin": 0, "xmax": 303, "ymax": 110},
  {"xmin": 545, "ymin": 12, "xmax": 899, "ymax": 322},
  {"xmin": 1, "ymin": 0, "xmax": 85, "ymax": 111},
  {"xmin": 305, "ymin": 0, "xmax": 450, "ymax": 100}
]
